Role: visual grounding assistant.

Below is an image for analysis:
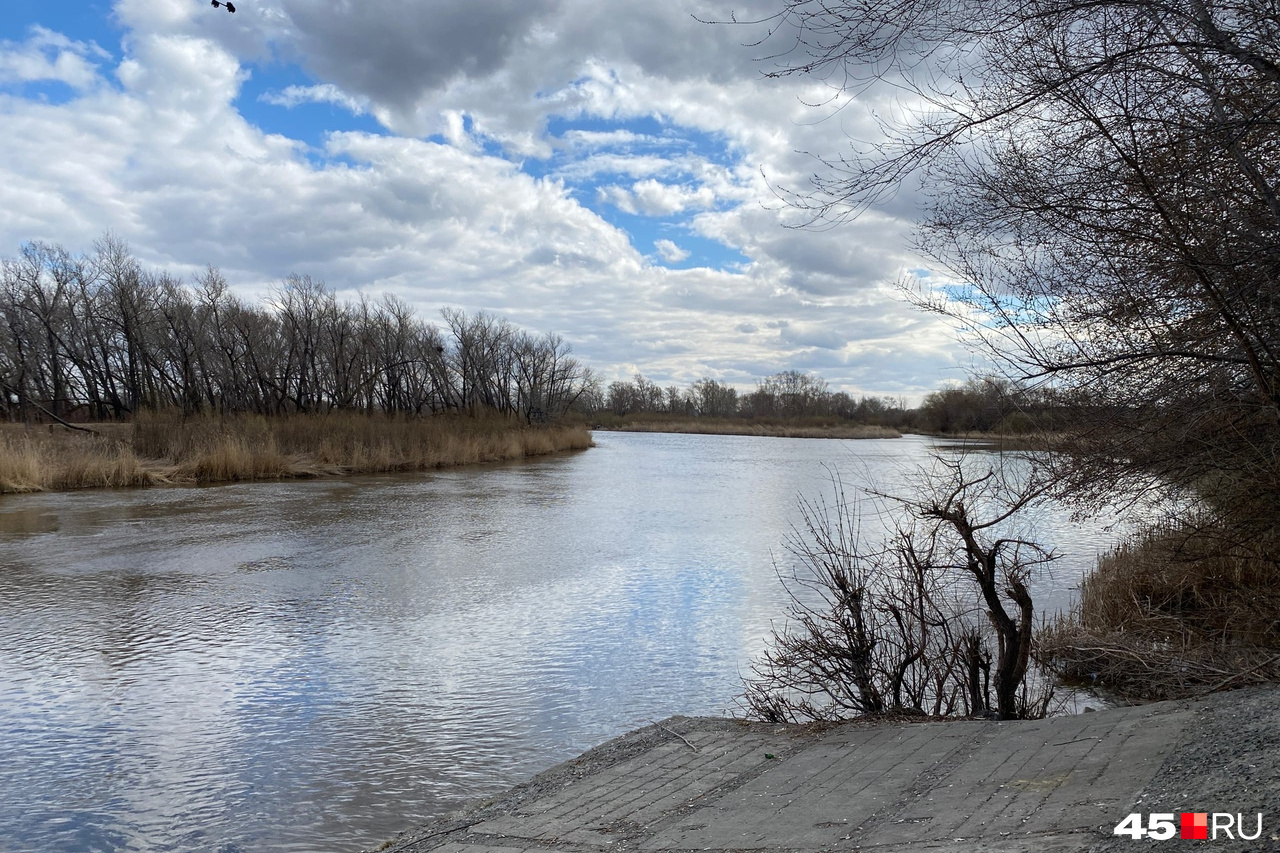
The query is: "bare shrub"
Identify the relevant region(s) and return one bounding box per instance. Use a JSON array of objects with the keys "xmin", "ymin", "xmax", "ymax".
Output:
[
  {"xmin": 744, "ymin": 461, "xmax": 1058, "ymax": 722},
  {"xmin": 893, "ymin": 458, "xmax": 1059, "ymax": 720},
  {"xmin": 743, "ymin": 486, "xmax": 970, "ymax": 721}
]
